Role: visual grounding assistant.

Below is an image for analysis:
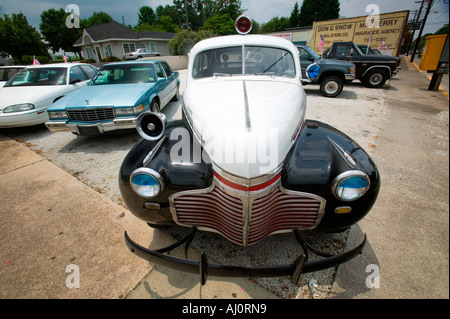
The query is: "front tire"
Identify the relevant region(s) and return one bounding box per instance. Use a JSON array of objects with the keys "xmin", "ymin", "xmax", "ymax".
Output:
[
  {"xmin": 320, "ymin": 76, "xmax": 343, "ymax": 98},
  {"xmin": 150, "ymin": 99, "xmax": 160, "ymax": 112}
]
